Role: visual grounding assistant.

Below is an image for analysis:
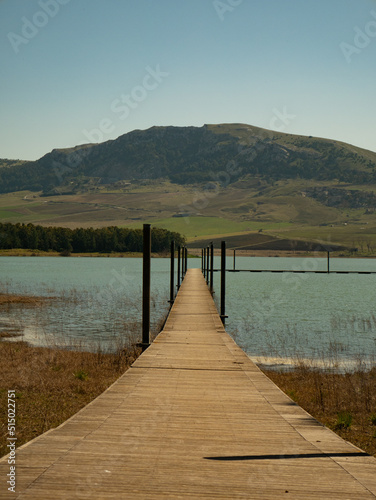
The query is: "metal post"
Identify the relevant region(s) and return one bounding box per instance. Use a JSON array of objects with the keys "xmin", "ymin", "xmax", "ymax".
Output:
[
  {"xmin": 185, "ymin": 247, "xmax": 188, "ymax": 275},
  {"xmin": 327, "ymin": 251, "xmax": 330, "ymax": 274},
  {"xmin": 203, "ymin": 248, "xmax": 206, "ymax": 279},
  {"xmin": 169, "ymin": 240, "xmax": 175, "ymax": 305},
  {"xmin": 180, "ymin": 247, "xmax": 184, "ymax": 281},
  {"xmin": 204, "ymin": 248, "xmax": 207, "ymax": 279},
  {"xmin": 221, "ymin": 241, "xmax": 226, "ymax": 325},
  {"xmin": 201, "ymin": 249, "xmax": 203, "ymax": 273},
  {"xmin": 210, "ymin": 242, "xmax": 214, "ymax": 294},
  {"xmin": 206, "ymin": 247, "xmax": 210, "ymax": 285},
  {"xmin": 177, "ymin": 246, "xmax": 181, "ymax": 289},
  {"xmin": 181, "ymin": 246, "xmax": 183, "ymax": 279},
  {"xmin": 181, "ymin": 246, "xmax": 185, "ymax": 280},
  {"xmin": 233, "ymin": 249, "xmax": 236, "ymax": 271},
  {"xmin": 141, "ymin": 223, "xmax": 151, "ymax": 351}
]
